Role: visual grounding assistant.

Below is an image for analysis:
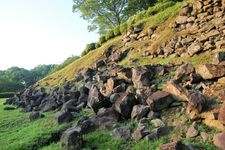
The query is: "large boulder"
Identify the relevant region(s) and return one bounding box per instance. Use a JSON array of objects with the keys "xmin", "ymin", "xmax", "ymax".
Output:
[
  {"xmin": 212, "ymin": 52, "xmax": 225, "ymax": 65},
  {"xmin": 213, "ymin": 132, "xmax": 225, "ymax": 150},
  {"xmin": 218, "ymin": 102, "xmax": 225, "ymax": 124},
  {"xmin": 187, "ymin": 43, "xmax": 203, "ymax": 56},
  {"xmin": 115, "ymin": 93, "xmax": 138, "ymax": 118},
  {"xmin": 88, "ymin": 86, "xmax": 111, "ymax": 113},
  {"xmin": 146, "ymin": 91, "xmax": 174, "ymax": 111},
  {"xmin": 100, "ymin": 78, "xmax": 125, "ymax": 96},
  {"xmin": 163, "ymin": 81, "xmax": 190, "ymax": 101},
  {"xmin": 174, "ymin": 63, "xmax": 195, "ymax": 81},
  {"xmin": 61, "ymin": 127, "xmax": 83, "ymax": 150},
  {"xmin": 57, "ymin": 111, "xmax": 73, "ymax": 124},
  {"xmin": 131, "ymin": 105, "xmax": 150, "ymax": 120},
  {"xmin": 196, "ymin": 64, "xmax": 225, "ymax": 80},
  {"xmin": 187, "ymin": 92, "xmax": 207, "ymax": 119},
  {"xmin": 29, "ymin": 111, "xmax": 45, "ymax": 121},
  {"xmin": 160, "ymin": 141, "xmax": 187, "ymax": 150},
  {"xmin": 112, "ymin": 127, "xmax": 131, "ymax": 139},
  {"xmin": 132, "ymin": 66, "xmax": 153, "ymax": 88}
]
